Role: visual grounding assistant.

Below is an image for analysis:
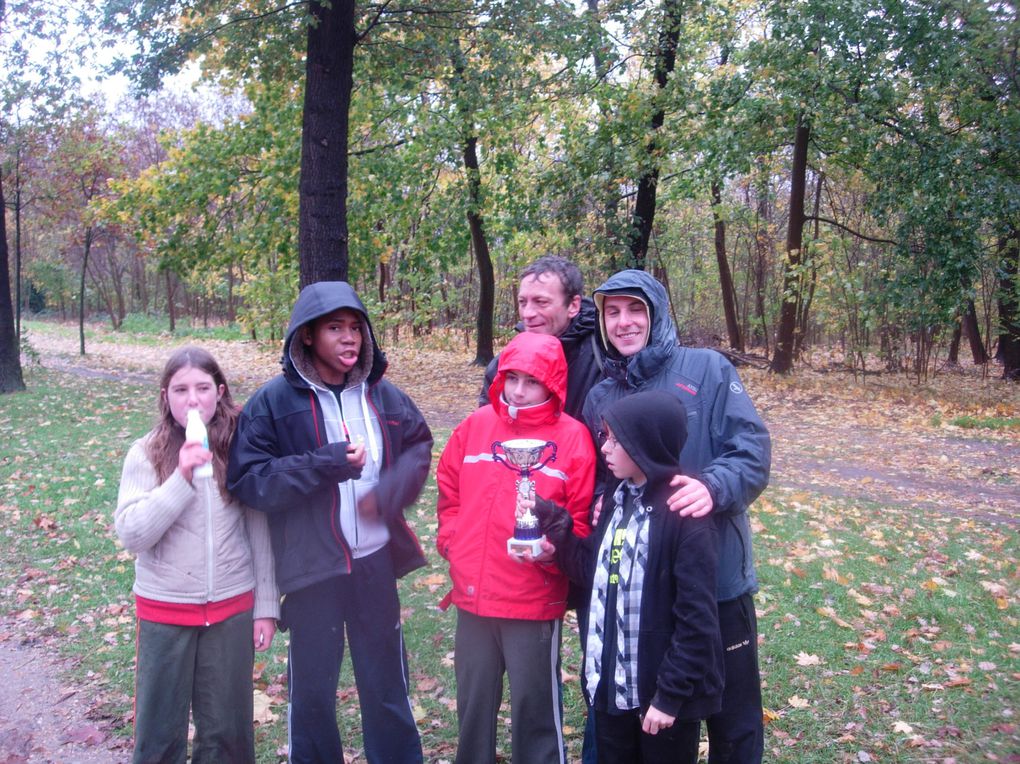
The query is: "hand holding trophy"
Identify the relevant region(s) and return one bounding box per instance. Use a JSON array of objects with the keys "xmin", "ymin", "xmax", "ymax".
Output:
[{"xmin": 491, "ymin": 439, "xmax": 557, "ymax": 556}]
